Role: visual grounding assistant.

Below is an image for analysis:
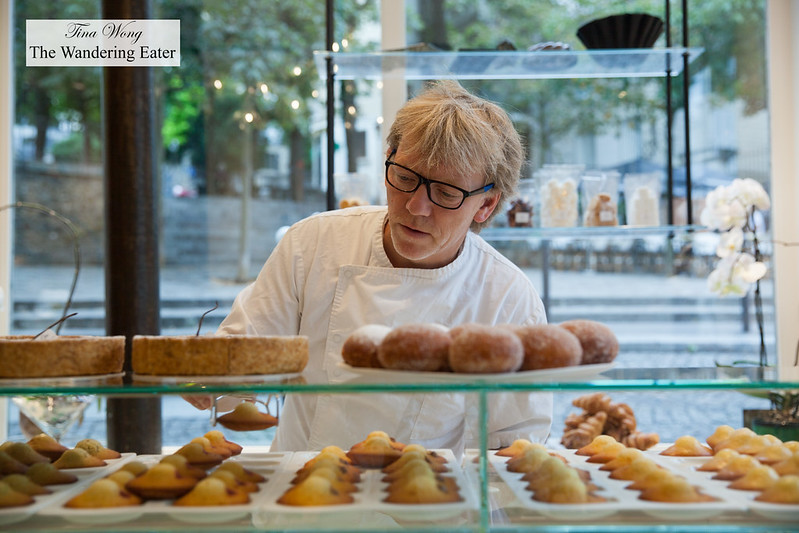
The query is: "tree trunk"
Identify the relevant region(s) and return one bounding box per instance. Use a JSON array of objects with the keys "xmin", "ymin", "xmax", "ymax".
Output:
[
  {"xmin": 34, "ymin": 90, "xmax": 50, "ymax": 161},
  {"xmin": 289, "ymin": 129, "xmax": 305, "ymax": 203}
]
